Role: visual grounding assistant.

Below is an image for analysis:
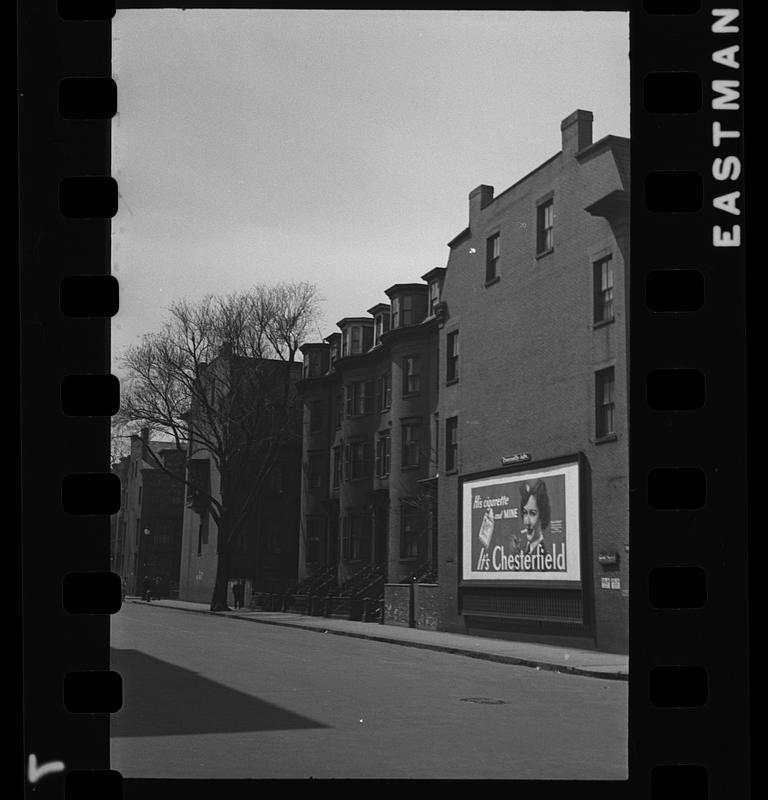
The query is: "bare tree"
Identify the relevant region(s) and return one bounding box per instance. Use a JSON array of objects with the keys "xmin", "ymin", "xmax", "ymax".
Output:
[{"xmin": 119, "ymin": 283, "xmax": 320, "ymax": 610}]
